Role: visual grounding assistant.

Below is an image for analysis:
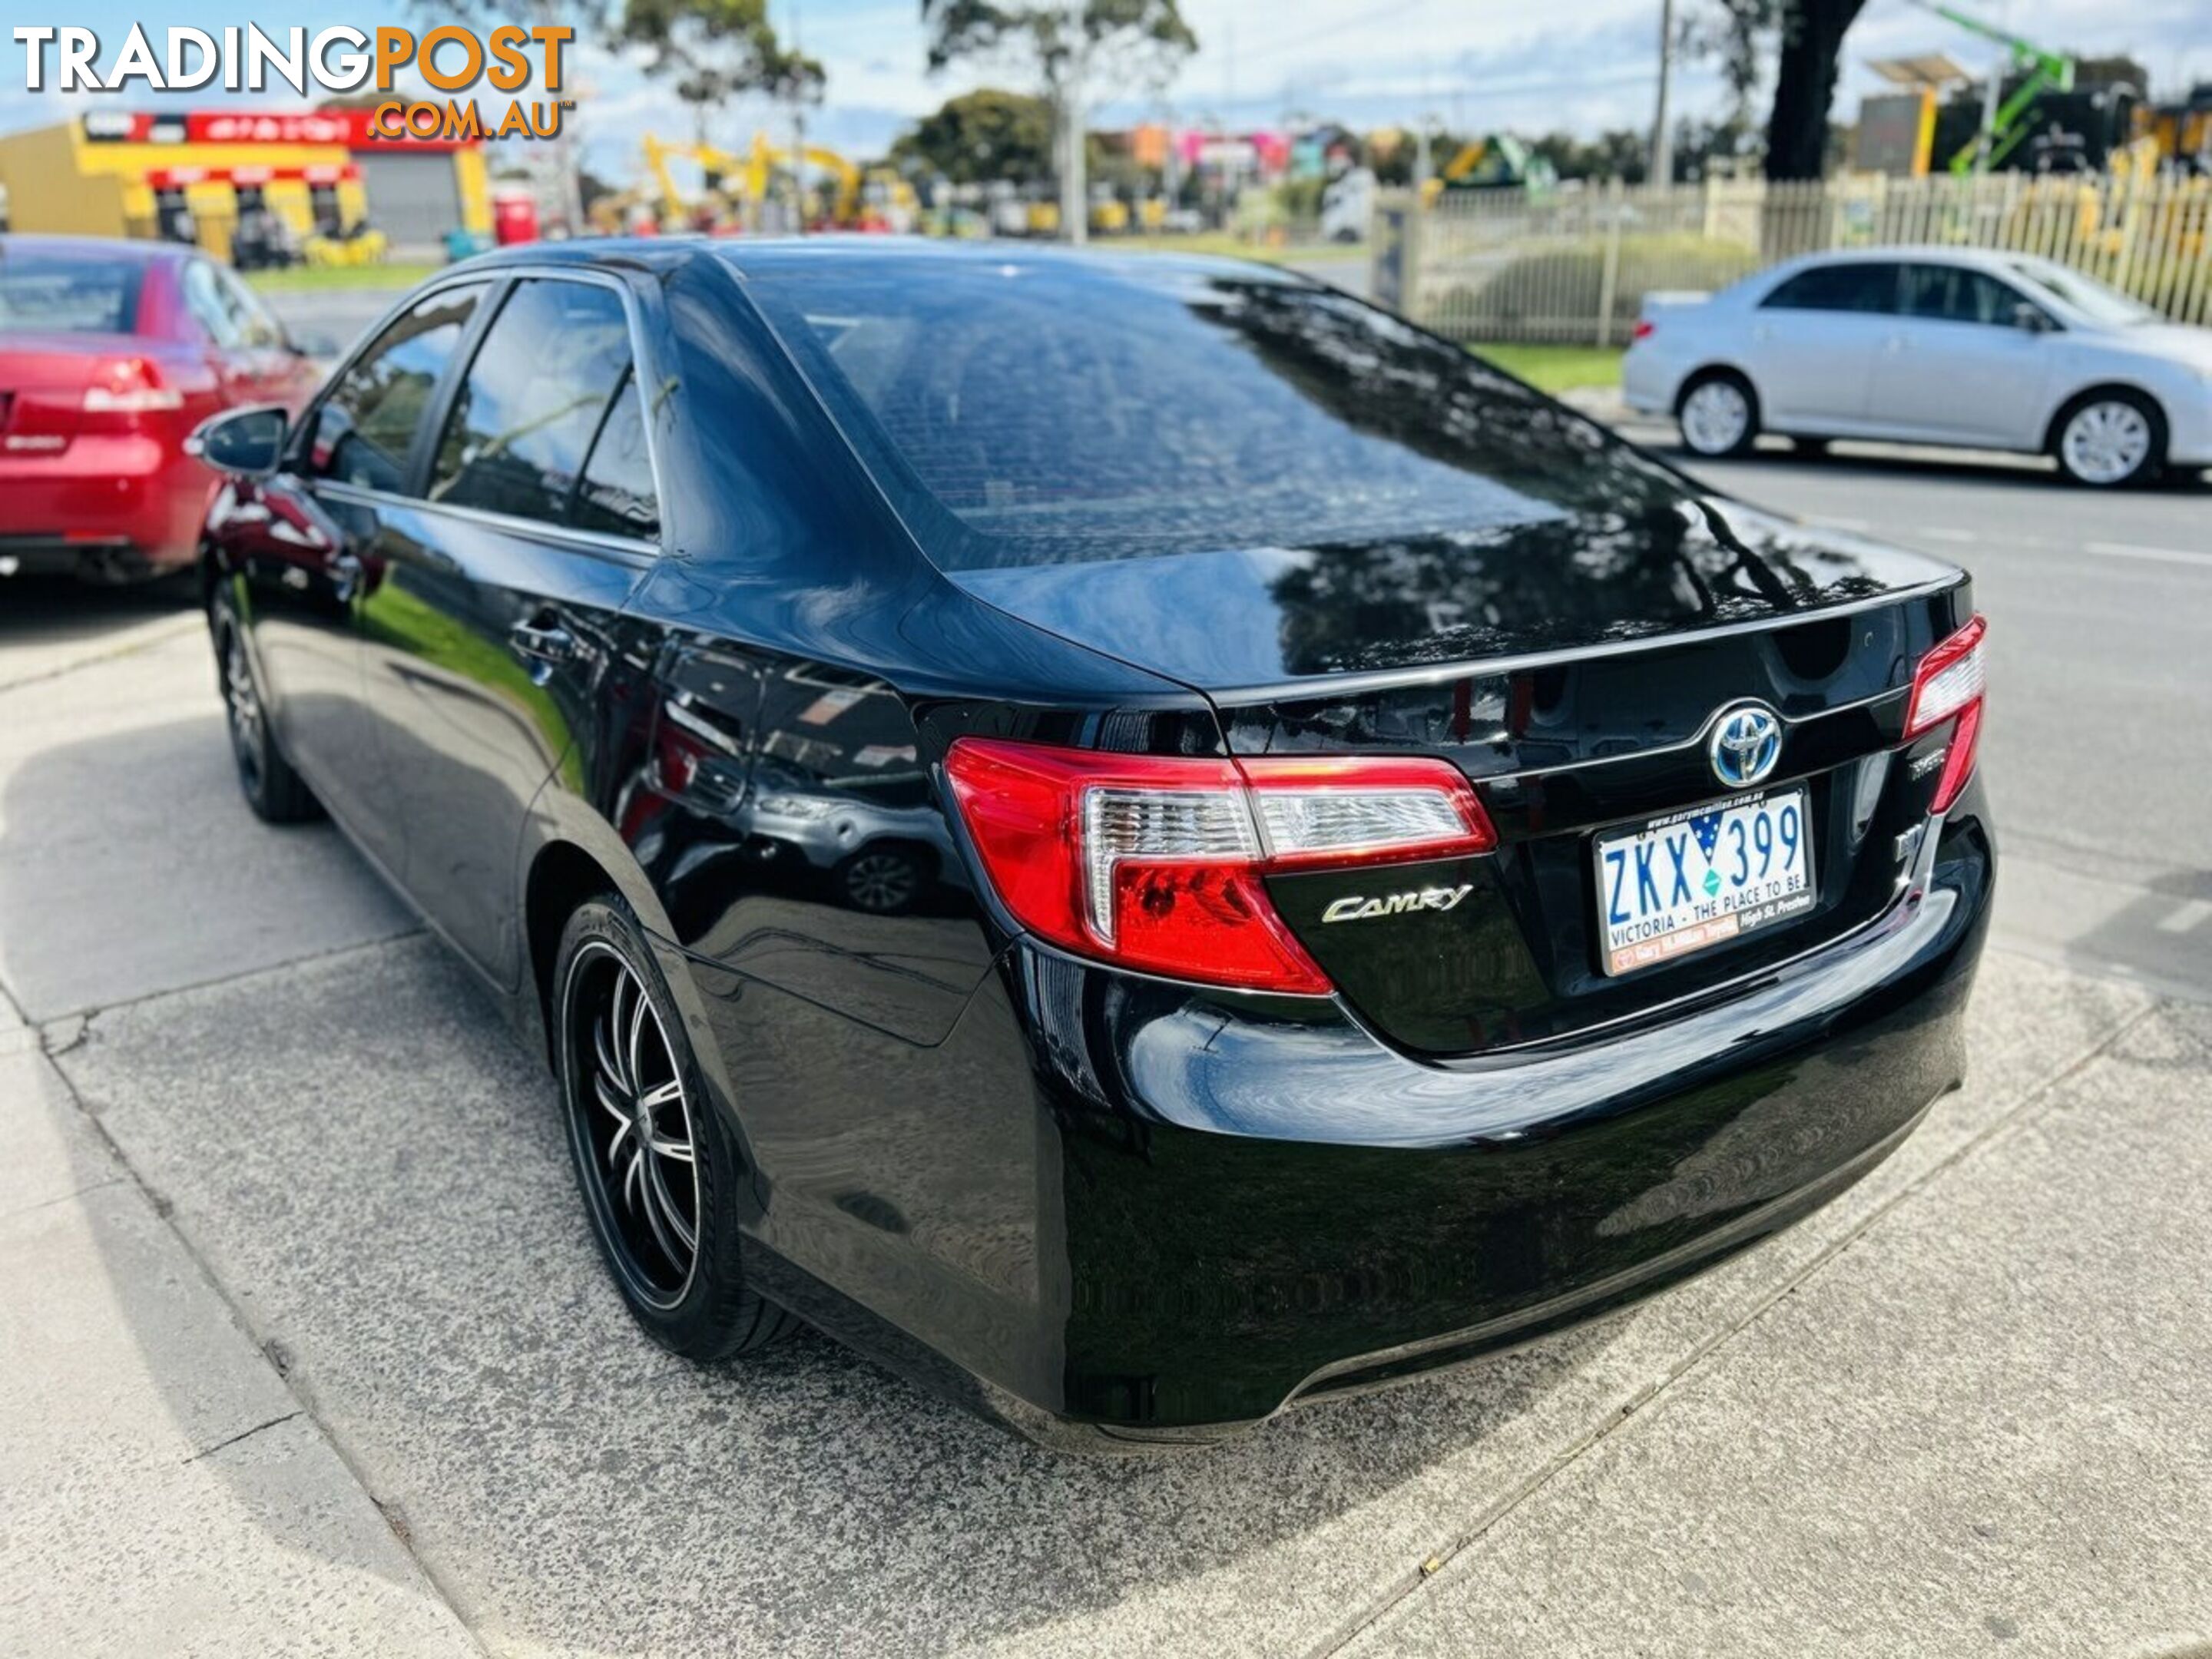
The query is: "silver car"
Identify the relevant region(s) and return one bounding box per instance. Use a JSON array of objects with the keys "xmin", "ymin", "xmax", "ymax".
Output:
[{"xmin": 1623, "ymin": 247, "xmax": 2212, "ymax": 486}]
